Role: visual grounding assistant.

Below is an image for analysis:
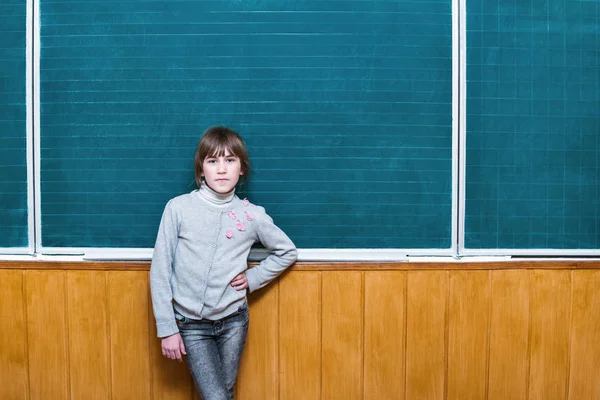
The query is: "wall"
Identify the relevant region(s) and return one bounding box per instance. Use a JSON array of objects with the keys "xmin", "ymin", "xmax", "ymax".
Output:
[{"xmin": 1, "ymin": 261, "xmax": 600, "ymax": 399}]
